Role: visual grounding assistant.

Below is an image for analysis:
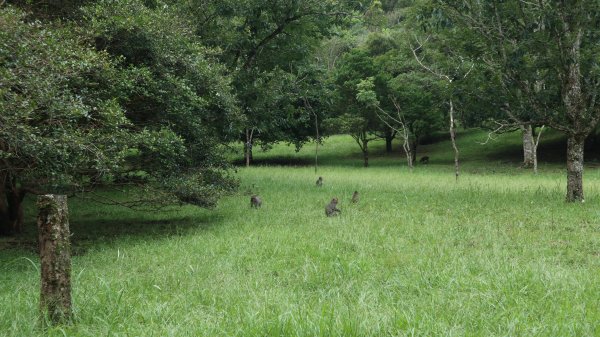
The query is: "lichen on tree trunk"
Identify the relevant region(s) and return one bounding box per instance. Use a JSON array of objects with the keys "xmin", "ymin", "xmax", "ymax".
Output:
[
  {"xmin": 38, "ymin": 195, "xmax": 72, "ymax": 325},
  {"xmin": 566, "ymin": 135, "xmax": 585, "ymax": 202}
]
